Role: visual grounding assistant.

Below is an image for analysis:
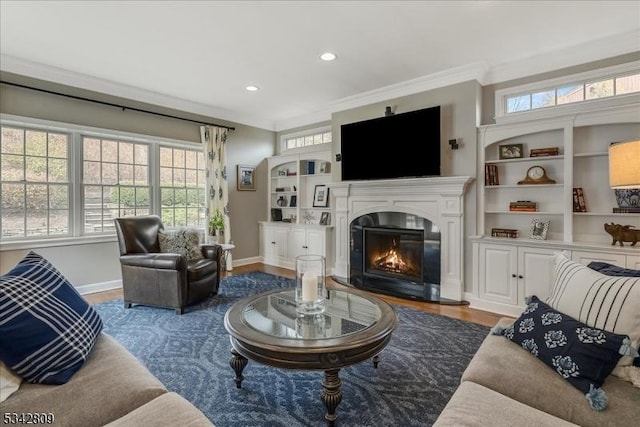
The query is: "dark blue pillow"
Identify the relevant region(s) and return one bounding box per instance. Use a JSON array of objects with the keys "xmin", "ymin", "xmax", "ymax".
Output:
[
  {"xmin": 587, "ymin": 261, "xmax": 640, "ymax": 277},
  {"xmin": 494, "ymin": 296, "xmax": 636, "ymax": 411},
  {"xmin": 0, "ymin": 252, "xmax": 103, "ymax": 384}
]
